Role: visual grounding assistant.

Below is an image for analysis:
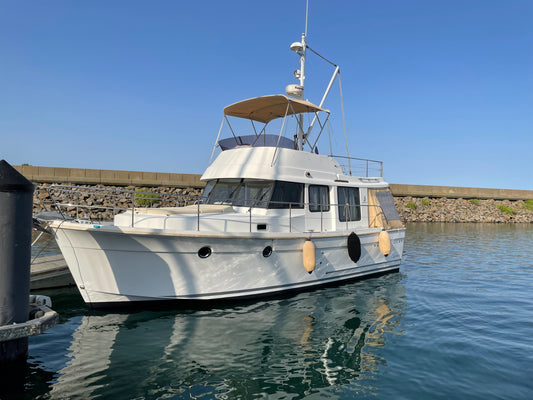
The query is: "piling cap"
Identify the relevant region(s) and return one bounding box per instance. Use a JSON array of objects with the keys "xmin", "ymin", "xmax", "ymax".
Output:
[{"xmin": 0, "ymin": 160, "xmax": 34, "ymax": 193}]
